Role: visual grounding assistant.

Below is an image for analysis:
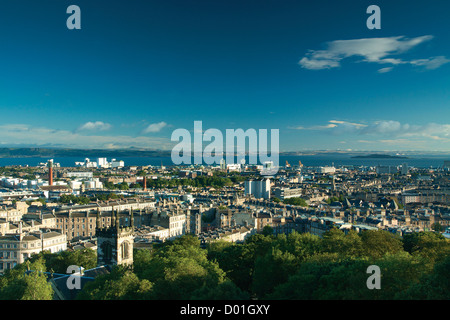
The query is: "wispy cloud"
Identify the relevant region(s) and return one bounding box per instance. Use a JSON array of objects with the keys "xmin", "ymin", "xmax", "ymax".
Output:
[
  {"xmin": 409, "ymin": 56, "xmax": 450, "ymax": 70},
  {"xmin": 142, "ymin": 121, "xmax": 168, "ymax": 133},
  {"xmin": 377, "ymin": 67, "xmax": 393, "ymax": 73},
  {"xmin": 0, "ymin": 124, "xmax": 174, "ymax": 150},
  {"xmin": 299, "ymin": 35, "xmax": 449, "ymax": 71},
  {"xmin": 291, "ymin": 120, "xmax": 366, "ymax": 133},
  {"xmin": 77, "ymin": 121, "xmax": 112, "ymax": 132},
  {"xmin": 292, "ymin": 120, "xmax": 450, "ymax": 141}
]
